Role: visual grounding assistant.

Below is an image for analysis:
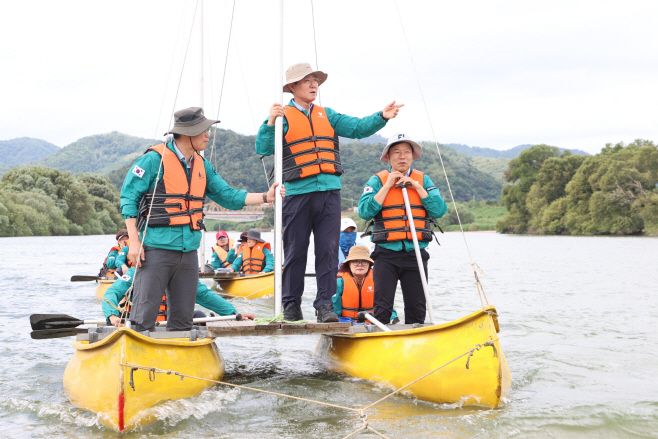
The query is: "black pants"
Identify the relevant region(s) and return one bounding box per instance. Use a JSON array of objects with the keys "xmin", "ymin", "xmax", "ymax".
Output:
[
  {"xmin": 372, "ymin": 245, "xmax": 429, "ymax": 324},
  {"xmin": 282, "ymin": 190, "xmax": 340, "ymax": 310}
]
